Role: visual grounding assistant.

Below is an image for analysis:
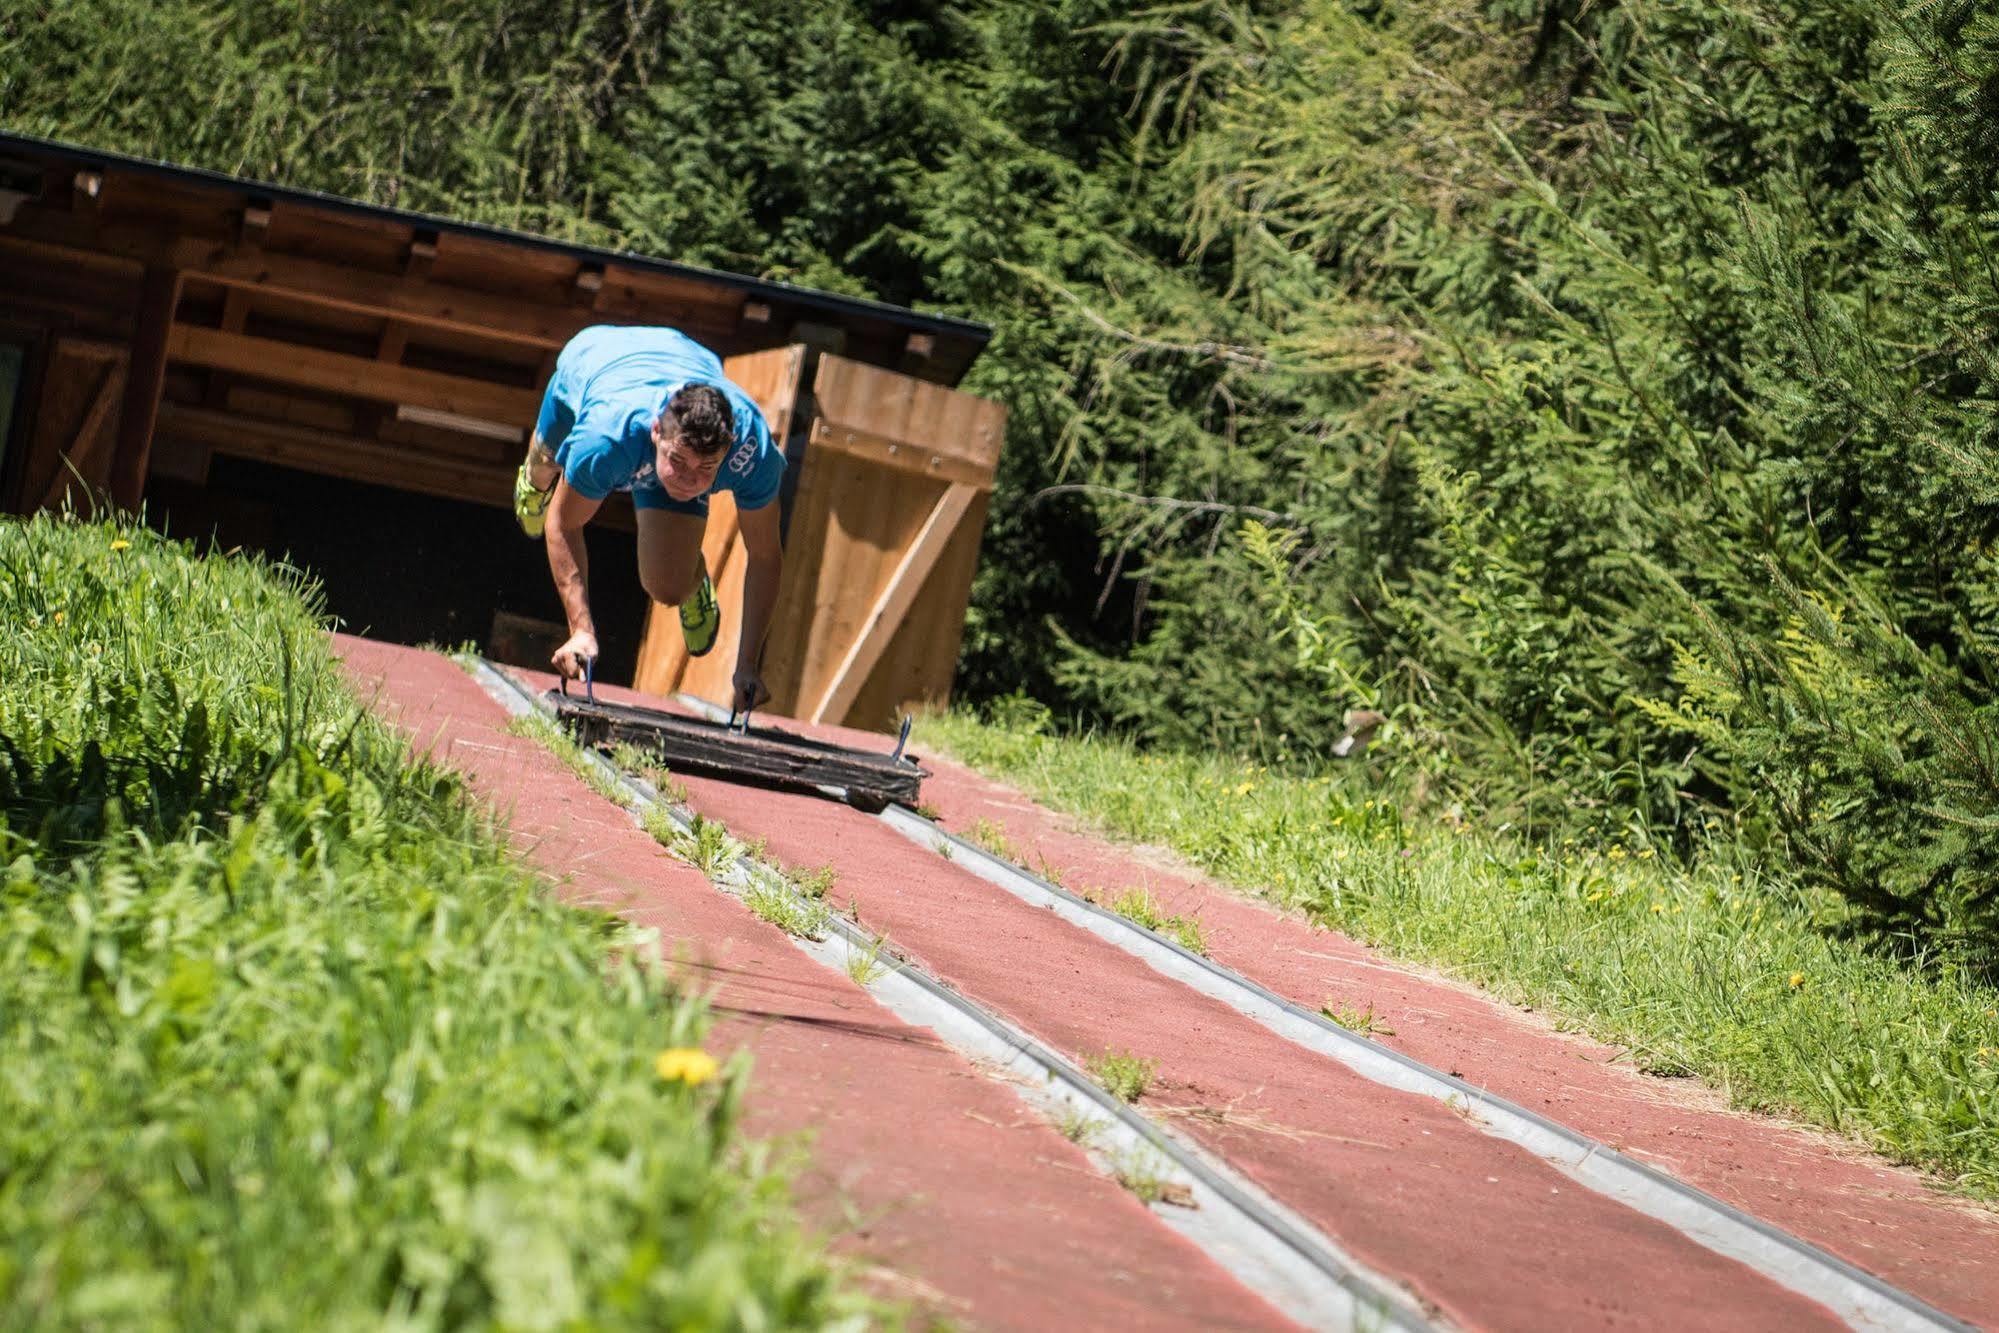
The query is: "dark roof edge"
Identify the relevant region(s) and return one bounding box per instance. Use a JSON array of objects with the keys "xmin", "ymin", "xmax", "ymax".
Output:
[{"xmin": 0, "ymin": 128, "xmax": 993, "ymax": 350}]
